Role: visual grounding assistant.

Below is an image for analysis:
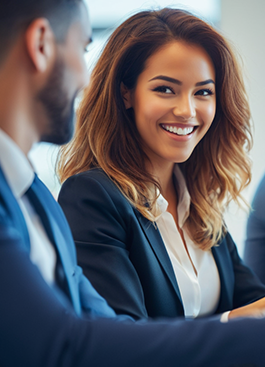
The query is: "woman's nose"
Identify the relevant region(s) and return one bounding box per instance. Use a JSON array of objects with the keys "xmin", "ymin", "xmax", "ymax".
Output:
[{"xmin": 172, "ymin": 95, "xmax": 196, "ymax": 120}]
